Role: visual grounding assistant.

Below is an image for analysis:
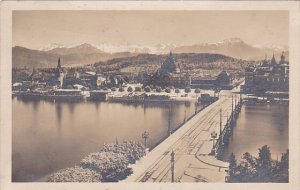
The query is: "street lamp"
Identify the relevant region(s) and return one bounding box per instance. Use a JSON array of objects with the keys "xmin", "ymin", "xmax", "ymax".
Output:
[
  {"xmin": 142, "ymin": 131, "xmax": 149, "ymax": 148},
  {"xmin": 211, "ymin": 131, "xmax": 218, "ymax": 155}
]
